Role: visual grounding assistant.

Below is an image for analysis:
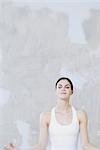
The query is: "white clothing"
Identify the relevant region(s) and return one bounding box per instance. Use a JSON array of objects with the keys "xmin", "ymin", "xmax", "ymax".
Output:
[{"xmin": 46, "ymin": 106, "xmax": 80, "ymax": 150}]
